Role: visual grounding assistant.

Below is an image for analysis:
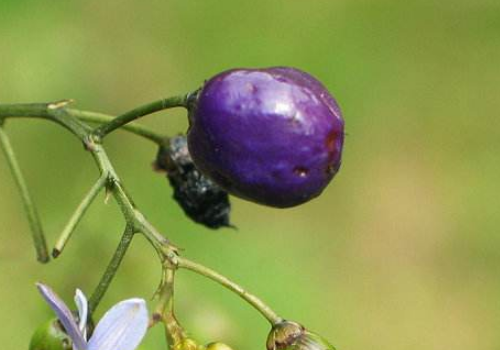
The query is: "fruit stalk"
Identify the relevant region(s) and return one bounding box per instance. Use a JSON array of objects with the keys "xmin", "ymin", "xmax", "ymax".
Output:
[
  {"xmin": 93, "ymin": 95, "xmax": 189, "ymax": 139},
  {"xmin": 176, "ymin": 256, "xmax": 281, "ymax": 324}
]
